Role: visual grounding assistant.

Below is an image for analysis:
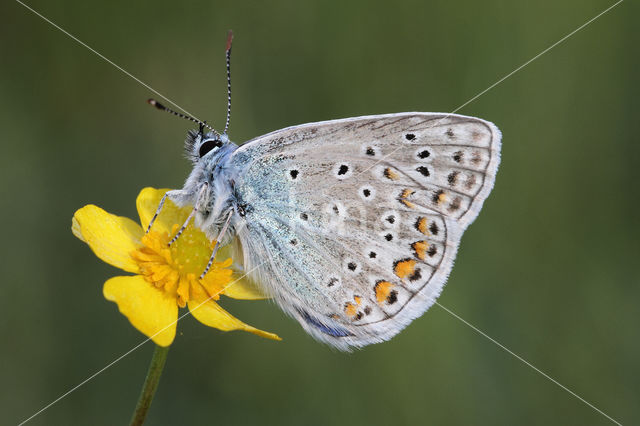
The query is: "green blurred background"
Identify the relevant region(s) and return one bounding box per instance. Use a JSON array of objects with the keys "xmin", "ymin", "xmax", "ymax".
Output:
[{"xmin": 2, "ymin": 0, "xmax": 638, "ymax": 424}]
